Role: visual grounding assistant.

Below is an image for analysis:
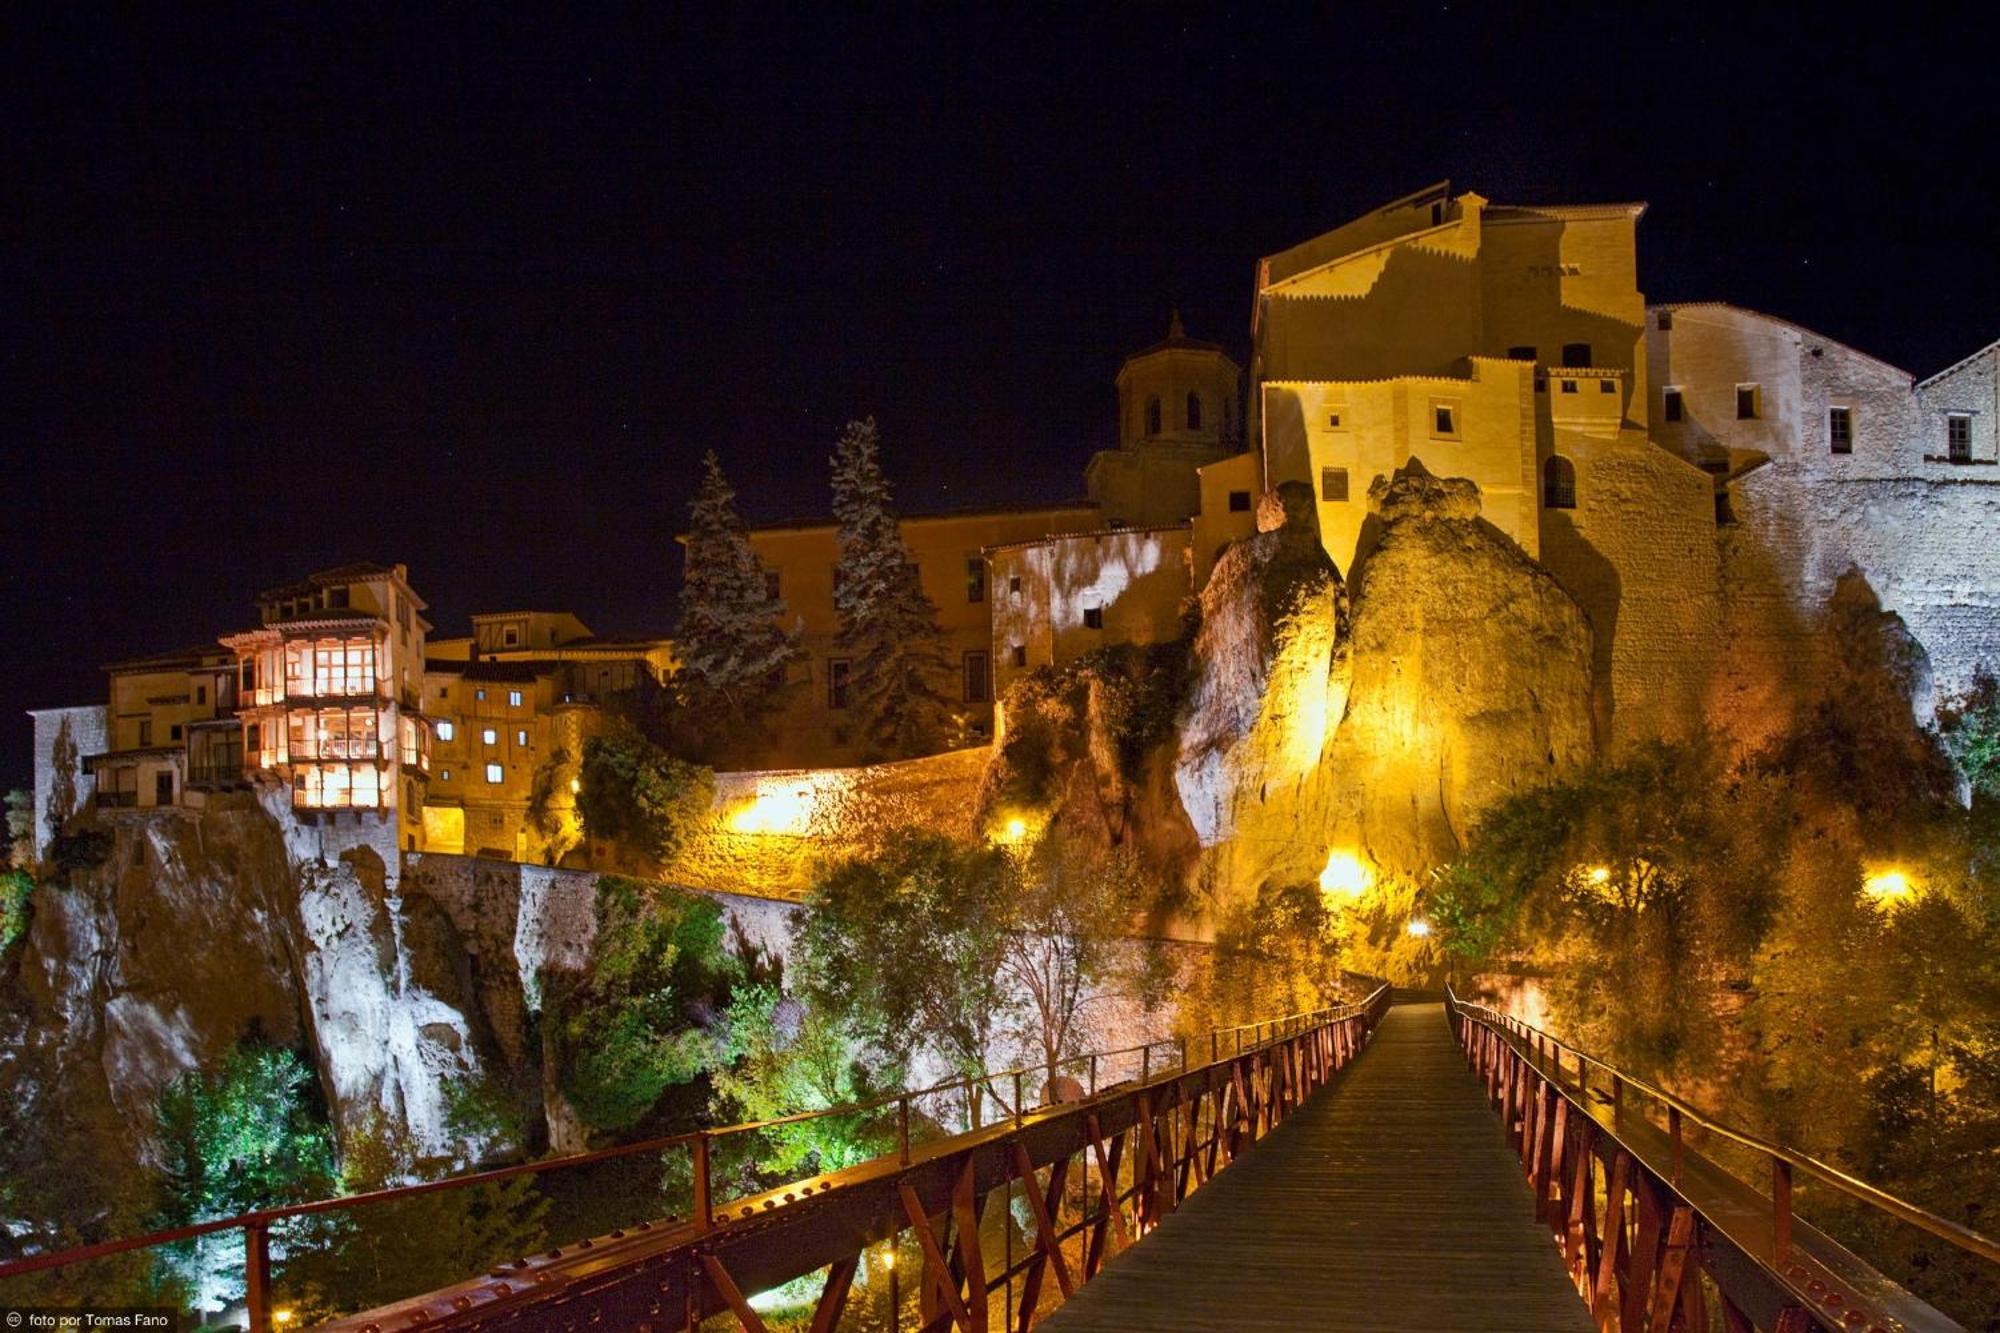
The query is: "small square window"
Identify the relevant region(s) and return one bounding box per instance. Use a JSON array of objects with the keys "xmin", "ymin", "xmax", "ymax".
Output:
[
  {"xmin": 508, "ymin": 690, "xmax": 523, "ymax": 708},
  {"xmin": 1656, "ymin": 310, "xmax": 1673, "ymax": 330},
  {"xmin": 1560, "ymin": 380, "xmax": 1579, "ymax": 395},
  {"xmin": 1947, "ymin": 414, "xmax": 1972, "ymax": 462},
  {"xmin": 485, "ymin": 763, "xmax": 503, "ymax": 784},
  {"xmin": 1320, "ymin": 467, "xmax": 1349, "ymax": 502},
  {"xmin": 1829, "ymin": 406, "xmax": 1853, "ymax": 454},
  {"xmin": 1083, "ymin": 607, "xmax": 1104, "ymax": 630},
  {"xmin": 482, "ymin": 727, "xmax": 498, "ymax": 745},
  {"xmin": 1327, "ymin": 410, "xmax": 1344, "ymax": 428},
  {"xmin": 474, "ymin": 688, "xmax": 486, "ymax": 701},
  {"xmin": 1663, "ymin": 389, "xmax": 1682, "ymax": 423},
  {"xmin": 1736, "ymin": 385, "xmax": 1759, "ymax": 420},
  {"xmin": 434, "ymin": 720, "xmax": 455, "ymax": 741},
  {"xmin": 1228, "ymin": 490, "xmax": 1252, "ymax": 512},
  {"xmin": 1600, "ymin": 379, "xmax": 1616, "ymax": 394},
  {"xmin": 1010, "ymin": 644, "xmax": 1027, "ymax": 668},
  {"xmin": 503, "ymin": 627, "xmax": 519, "ymax": 647},
  {"xmin": 440, "ymin": 768, "xmax": 451, "ymax": 782}
]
